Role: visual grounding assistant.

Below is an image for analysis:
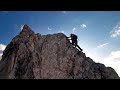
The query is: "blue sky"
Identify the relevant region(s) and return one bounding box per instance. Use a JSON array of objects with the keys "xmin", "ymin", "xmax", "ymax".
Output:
[{"xmin": 0, "ymin": 11, "xmax": 120, "ymax": 76}]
